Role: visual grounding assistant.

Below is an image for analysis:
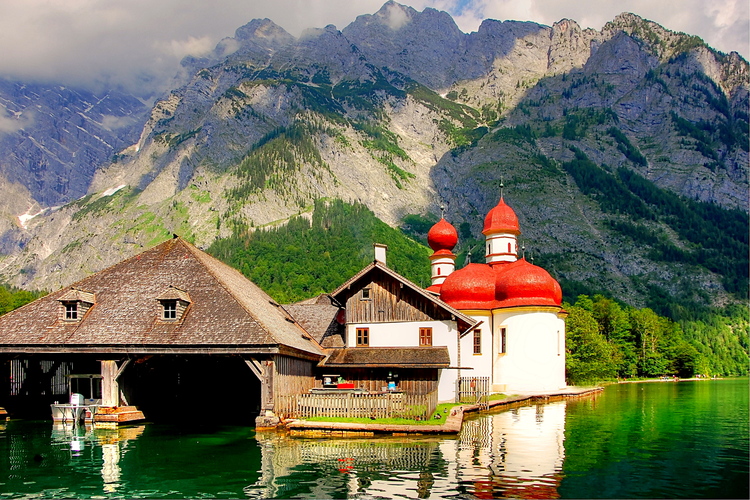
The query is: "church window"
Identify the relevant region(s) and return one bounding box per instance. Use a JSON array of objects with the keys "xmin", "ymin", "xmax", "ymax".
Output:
[
  {"xmin": 419, "ymin": 327, "xmax": 433, "ymax": 346},
  {"xmin": 473, "ymin": 329, "xmax": 481, "ymax": 354},
  {"xmin": 500, "ymin": 327, "xmax": 507, "ymax": 354},
  {"xmin": 356, "ymin": 328, "xmax": 369, "ymax": 346}
]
